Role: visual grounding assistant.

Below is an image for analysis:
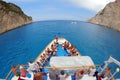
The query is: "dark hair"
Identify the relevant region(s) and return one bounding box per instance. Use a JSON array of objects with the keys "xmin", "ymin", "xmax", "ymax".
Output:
[
  {"xmin": 61, "ymin": 70, "xmax": 65, "ymax": 75},
  {"xmin": 107, "ymin": 67, "xmax": 110, "ymax": 70},
  {"xmin": 80, "ymin": 70, "xmax": 84, "ymax": 75},
  {"xmin": 29, "ymin": 61, "xmax": 33, "ymax": 63},
  {"xmin": 93, "ymin": 71, "xmax": 98, "ymax": 77},
  {"xmin": 12, "ymin": 65, "xmax": 15, "ymax": 68}
]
